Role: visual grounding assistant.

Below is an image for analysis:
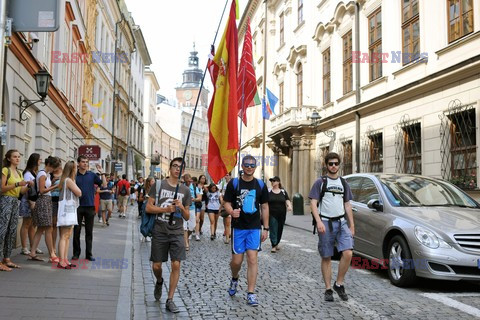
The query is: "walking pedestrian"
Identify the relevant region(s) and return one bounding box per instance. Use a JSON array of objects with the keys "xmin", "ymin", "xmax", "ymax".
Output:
[
  {"xmin": 0, "ymin": 149, "xmax": 30, "ymax": 271},
  {"xmin": 19, "ymin": 153, "xmax": 41, "ymax": 256},
  {"xmin": 146, "ymin": 157, "xmax": 191, "ymax": 313},
  {"xmin": 72, "ymin": 155, "xmax": 106, "ymax": 261},
  {"xmin": 219, "ymin": 172, "xmax": 232, "ymax": 244},
  {"xmin": 181, "ymin": 173, "xmax": 196, "ymax": 250},
  {"xmin": 116, "ymin": 174, "xmax": 130, "ymax": 218},
  {"xmin": 309, "ymin": 152, "xmax": 355, "ymax": 302},
  {"xmin": 29, "ymin": 156, "xmax": 61, "ymax": 263},
  {"xmin": 136, "ymin": 177, "xmax": 144, "ymax": 219},
  {"xmin": 206, "ymin": 183, "xmax": 222, "ymax": 240},
  {"xmin": 57, "ymin": 161, "xmax": 81, "ymax": 269},
  {"xmin": 97, "ymin": 179, "xmax": 114, "ymax": 227},
  {"xmin": 268, "ymin": 176, "xmax": 292, "ymax": 253},
  {"xmin": 223, "ymin": 155, "xmax": 269, "ymax": 306},
  {"xmin": 197, "ymin": 174, "xmax": 208, "ymax": 235},
  {"xmin": 50, "ymin": 162, "xmax": 62, "ymax": 255},
  {"xmin": 191, "ymin": 177, "xmax": 203, "ymax": 241},
  {"xmin": 140, "ymin": 176, "xmax": 155, "ymax": 242}
]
